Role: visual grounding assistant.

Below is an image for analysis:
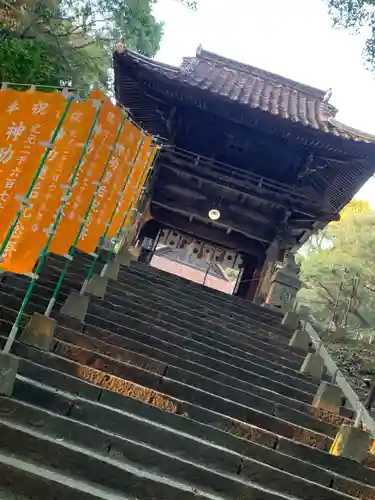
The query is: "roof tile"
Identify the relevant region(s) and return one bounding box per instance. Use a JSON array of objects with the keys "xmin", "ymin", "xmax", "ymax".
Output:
[{"xmin": 116, "ymin": 47, "xmax": 375, "ymax": 144}]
